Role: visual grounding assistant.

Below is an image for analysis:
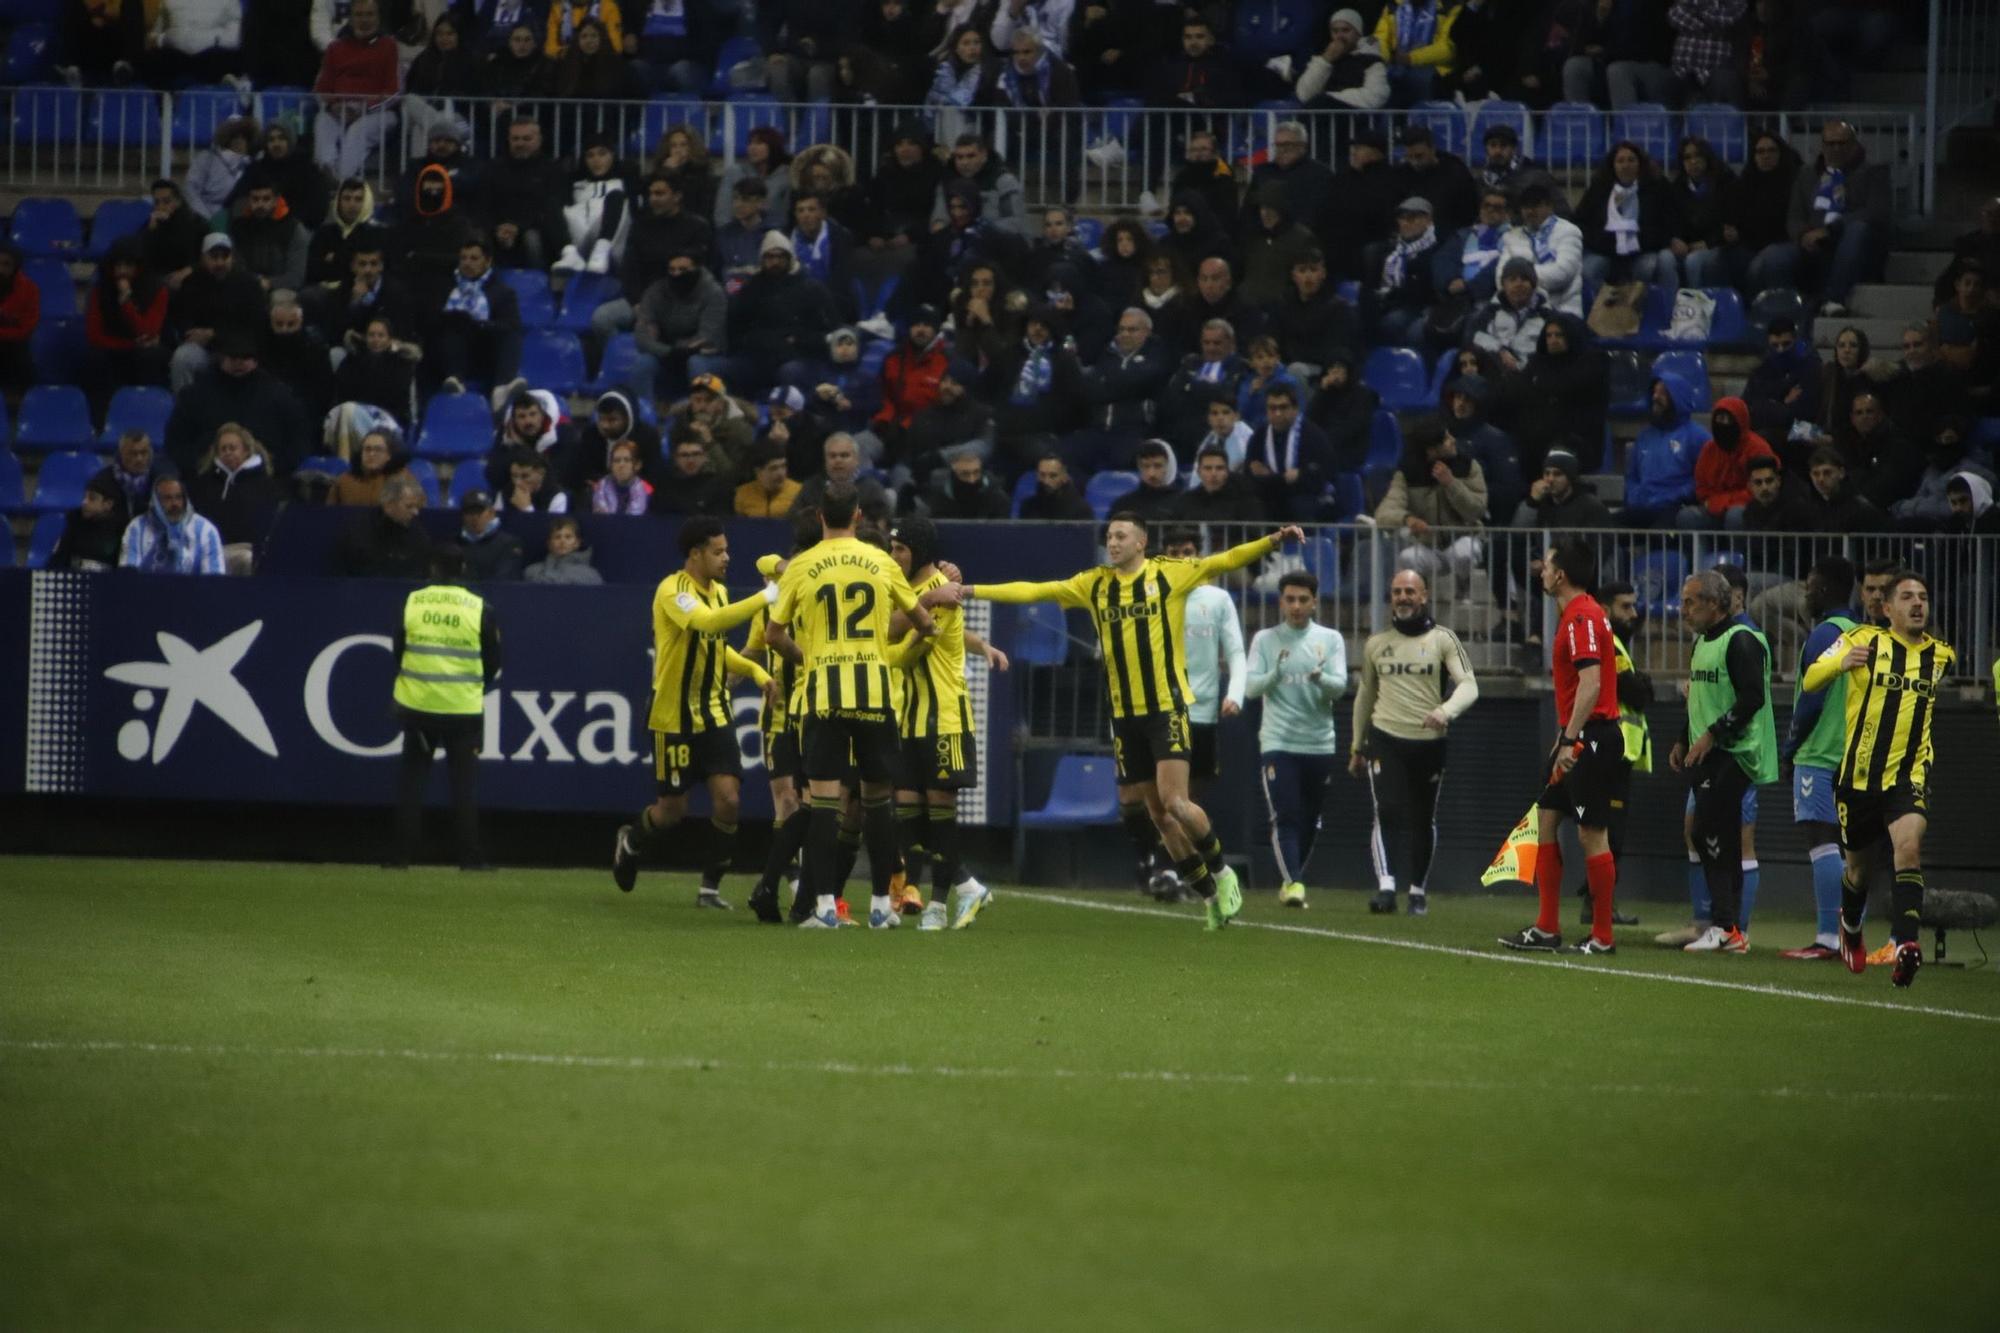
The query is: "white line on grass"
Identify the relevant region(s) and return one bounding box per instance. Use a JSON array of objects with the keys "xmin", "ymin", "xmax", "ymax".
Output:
[
  {"xmin": 2, "ymin": 1038, "xmax": 1991, "ymax": 1106},
  {"xmin": 1017, "ymin": 892, "xmax": 2000, "ymax": 1028}
]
